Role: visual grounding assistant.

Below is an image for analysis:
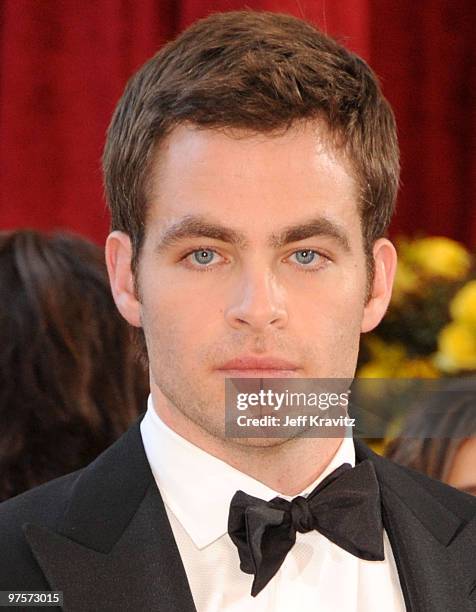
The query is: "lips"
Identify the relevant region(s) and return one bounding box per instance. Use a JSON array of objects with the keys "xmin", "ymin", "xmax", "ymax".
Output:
[{"xmin": 217, "ymin": 356, "xmax": 299, "ymax": 371}]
